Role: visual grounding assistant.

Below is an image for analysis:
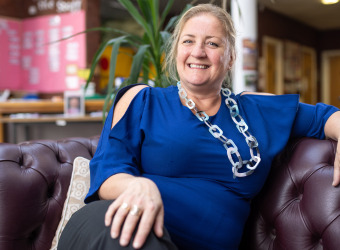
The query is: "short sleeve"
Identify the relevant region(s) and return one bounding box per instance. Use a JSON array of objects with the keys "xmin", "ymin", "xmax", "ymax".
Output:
[
  {"xmin": 291, "ymin": 102, "xmax": 339, "ymax": 139},
  {"xmin": 85, "ymin": 85, "xmax": 149, "ymax": 203}
]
